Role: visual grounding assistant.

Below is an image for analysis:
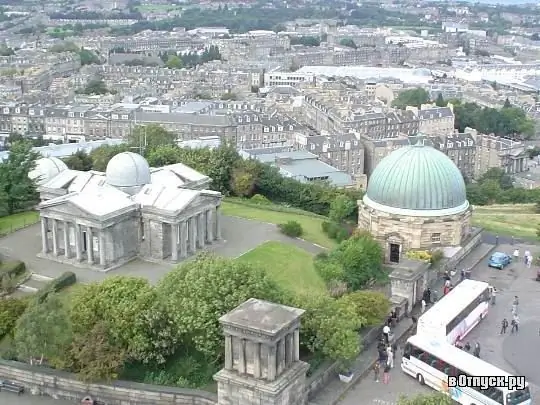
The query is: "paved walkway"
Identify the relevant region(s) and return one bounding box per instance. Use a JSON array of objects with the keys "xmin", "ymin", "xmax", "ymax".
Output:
[
  {"xmin": 0, "ymin": 216, "xmax": 324, "ymax": 284},
  {"xmin": 0, "ymin": 392, "xmax": 73, "ymax": 404}
]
